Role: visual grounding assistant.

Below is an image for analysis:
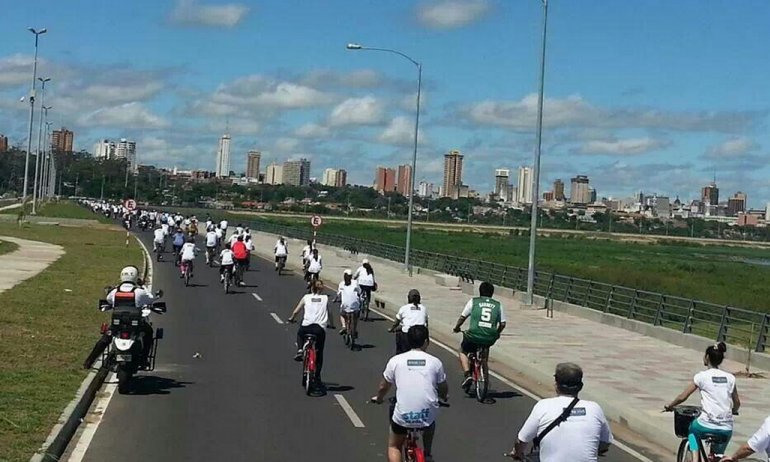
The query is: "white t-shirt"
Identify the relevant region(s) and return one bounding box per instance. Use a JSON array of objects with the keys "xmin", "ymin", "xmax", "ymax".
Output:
[
  {"xmin": 275, "ymin": 241, "xmax": 288, "ymax": 256},
  {"xmin": 206, "ymin": 231, "xmax": 218, "ymax": 247},
  {"xmin": 337, "ymin": 281, "xmax": 361, "ymax": 312},
  {"xmin": 308, "ymin": 256, "xmax": 323, "ymax": 274},
  {"xmin": 694, "ymin": 369, "xmax": 736, "ymax": 430},
  {"xmin": 748, "ymin": 416, "xmax": 770, "ymax": 462},
  {"xmin": 301, "ymin": 294, "xmax": 329, "ymax": 327},
  {"xmin": 383, "ymin": 350, "xmax": 446, "ymax": 428},
  {"xmin": 236, "ymin": 226, "xmax": 244, "ymax": 236},
  {"xmin": 229, "ymin": 234, "xmax": 240, "ymax": 247},
  {"xmin": 153, "ymin": 228, "xmax": 165, "ymax": 243},
  {"xmin": 167, "ymin": 217, "xmax": 176, "ymax": 227},
  {"xmin": 220, "ymin": 220, "xmax": 228, "ymax": 230},
  {"xmin": 245, "ymin": 239, "xmax": 254, "ymax": 251},
  {"xmin": 184, "ymin": 218, "xmax": 191, "ymax": 226},
  {"xmin": 461, "ymin": 298, "xmax": 507, "ymax": 323},
  {"xmin": 161, "ymin": 223, "xmax": 169, "ymax": 235},
  {"xmin": 518, "ymin": 396, "xmax": 613, "ymax": 462},
  {"xmin": 396, "ymin": 303, "xmax": 428, "ymax": 333},
  {"xmin": 220, "ymin": 249, "xmax": 235, "ymax": 266},
  {"xmin": 180, "ymin": 243, "xmax": 197, "ymax": 261},
  {"xmin": 301, "ymin": 245, "xmax": 313, "ymax": 260},
  {"xmin": 215, "ymin": 227, "xmax": 223, "ymax": 239},
  {"xmin": 354, "ymin": 266, "xmax": 375, "ymax": 286}
]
